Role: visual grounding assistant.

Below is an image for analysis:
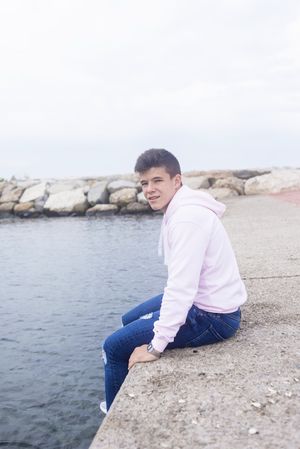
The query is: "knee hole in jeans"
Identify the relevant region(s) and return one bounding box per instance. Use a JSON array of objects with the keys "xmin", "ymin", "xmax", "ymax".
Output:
[
  {"xmin": 139, "ymin": 312, "xmax": 154, "ymax": 320},
  {"xmin": 102, "ymin": 346, "xmax": 107, "ymax": 365}
]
